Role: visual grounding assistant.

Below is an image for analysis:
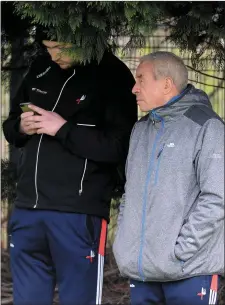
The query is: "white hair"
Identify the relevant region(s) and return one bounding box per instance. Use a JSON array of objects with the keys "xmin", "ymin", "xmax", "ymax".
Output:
[{"xmin": 140, "ymin": 51, "xmax": 188, "ymax": 92}]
